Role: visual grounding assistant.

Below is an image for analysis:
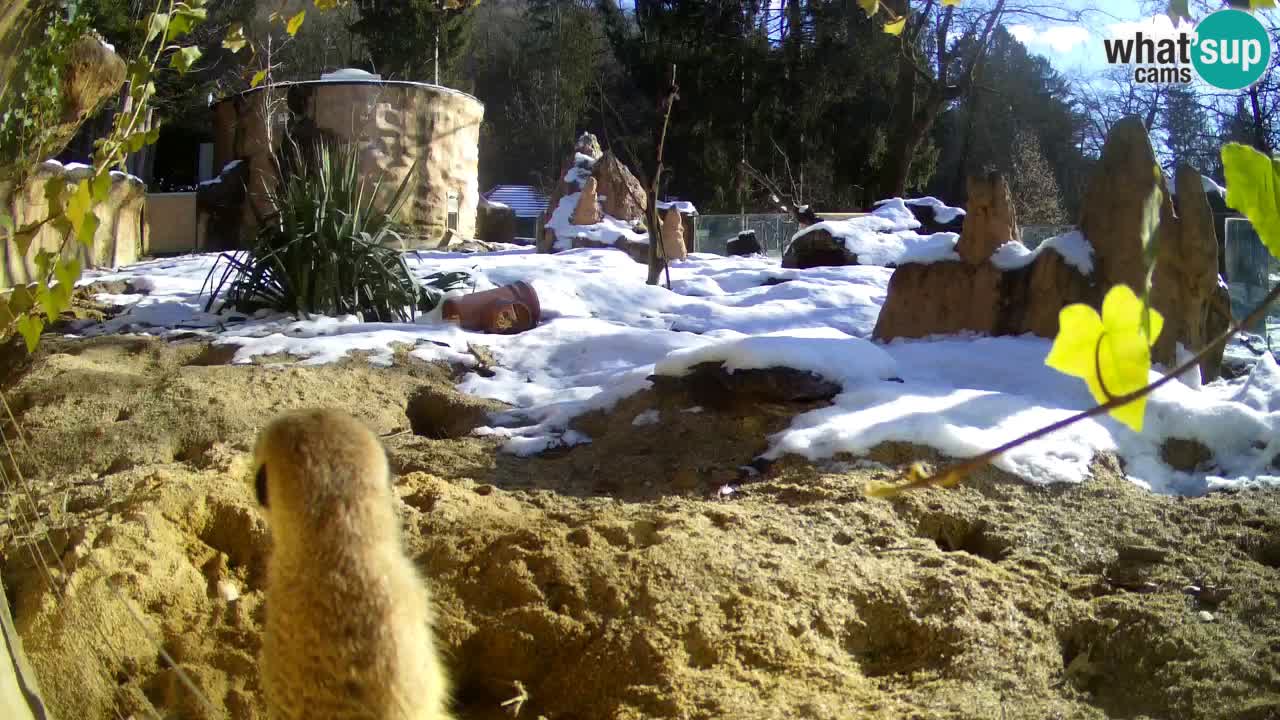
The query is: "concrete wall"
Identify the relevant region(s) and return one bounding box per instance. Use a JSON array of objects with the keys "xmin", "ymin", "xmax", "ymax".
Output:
[
  {"xmin": 211, "ymin": 80, "xmax": 484, "ymax": 249},
  {"xmin": 146, "ymin": 192, "xmax": 201, "ymax": 255}
]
